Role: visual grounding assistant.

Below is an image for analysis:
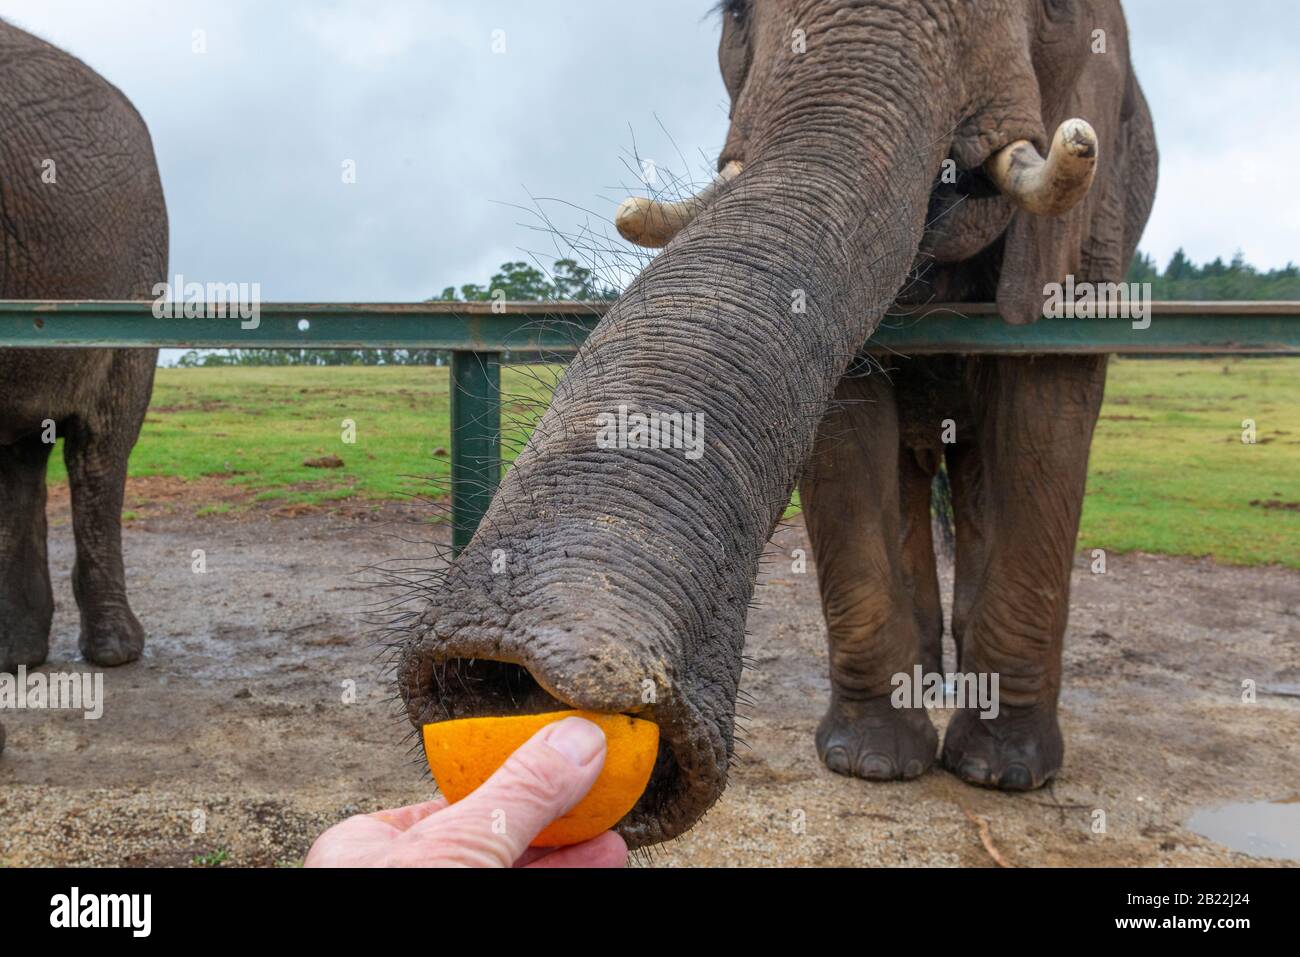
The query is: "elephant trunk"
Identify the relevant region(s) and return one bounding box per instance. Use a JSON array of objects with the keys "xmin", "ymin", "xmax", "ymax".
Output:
[{"xmin": 398, "ymin": 81, "xmax": 946, "ymax": 847}]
